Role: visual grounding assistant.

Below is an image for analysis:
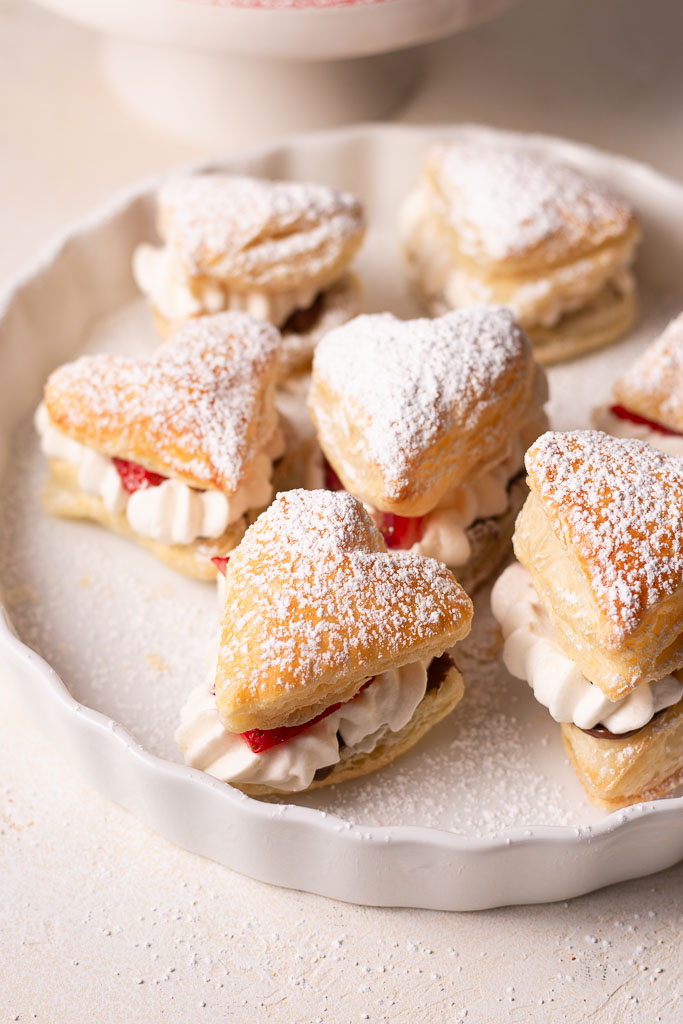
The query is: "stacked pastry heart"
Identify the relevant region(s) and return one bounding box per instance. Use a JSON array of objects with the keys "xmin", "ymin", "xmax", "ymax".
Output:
[
  {"xmin": 400, "ymin": 140, "xmax": 641, "ymax": 364},
  {"xmin": 492, "ymin": 430, "xmax": 683, "ymax": 809},
  {"xmin": 36, "ymin": 311, "xmax": 284, "ymax": 580},
  {"xmin": 308, "ymin": 305, "xmax": 548, "ymax": 592},
  {"xmin": 133, "ymin": 173, "xmax": 366, "ymax": 376},
  {"xmin": 176, "ymin": 489, "xmax": 473, "ymax": 794}
]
